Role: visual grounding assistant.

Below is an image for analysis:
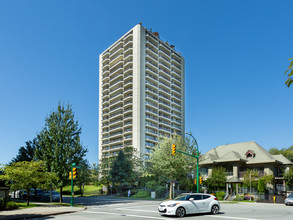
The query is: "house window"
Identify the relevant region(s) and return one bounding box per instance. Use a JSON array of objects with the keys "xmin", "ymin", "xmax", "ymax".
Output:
[{"xmin": 245, "ymin": 150, "xmax": 255, "ymax": 159}]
